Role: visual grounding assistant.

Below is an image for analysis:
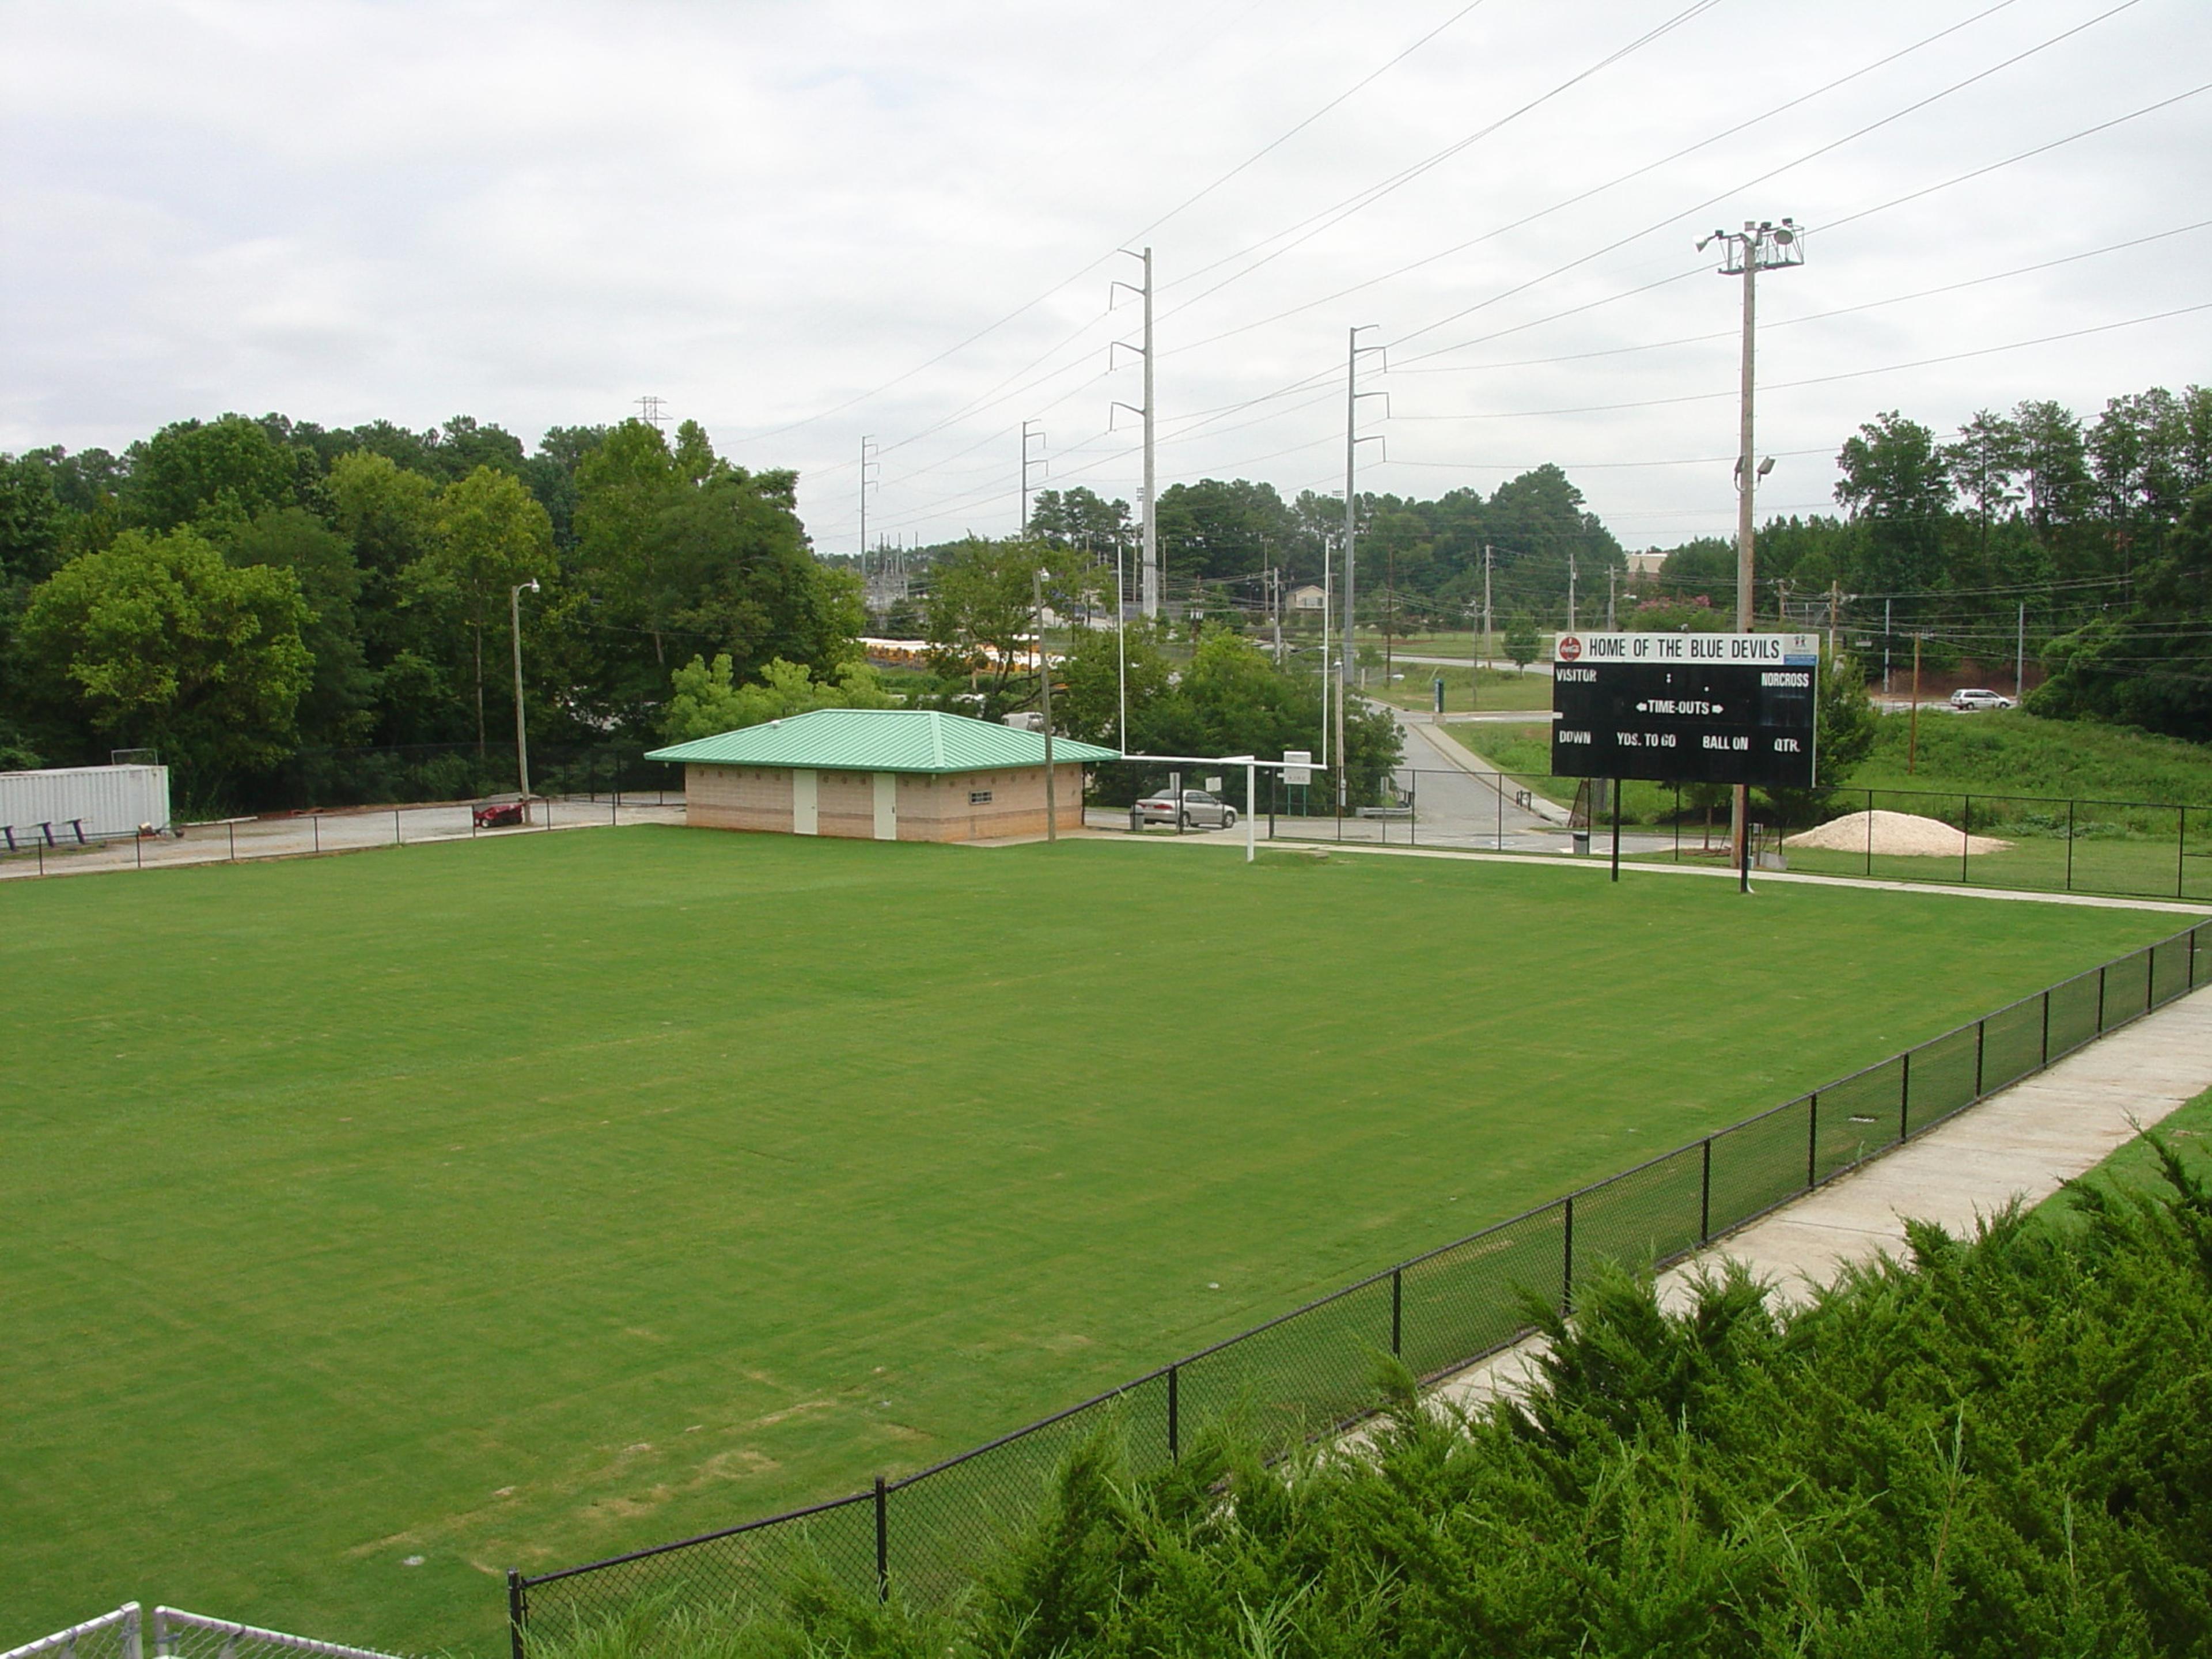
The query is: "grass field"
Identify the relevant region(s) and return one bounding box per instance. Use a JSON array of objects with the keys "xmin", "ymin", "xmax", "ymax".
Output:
[
  {"xmin": 0, "ymin": 830, "xmax": 2188, "ymax": 1654},
  {"xmin": 1361, "ymin": 665, "xmax": 1553, "ymax": 714}
]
